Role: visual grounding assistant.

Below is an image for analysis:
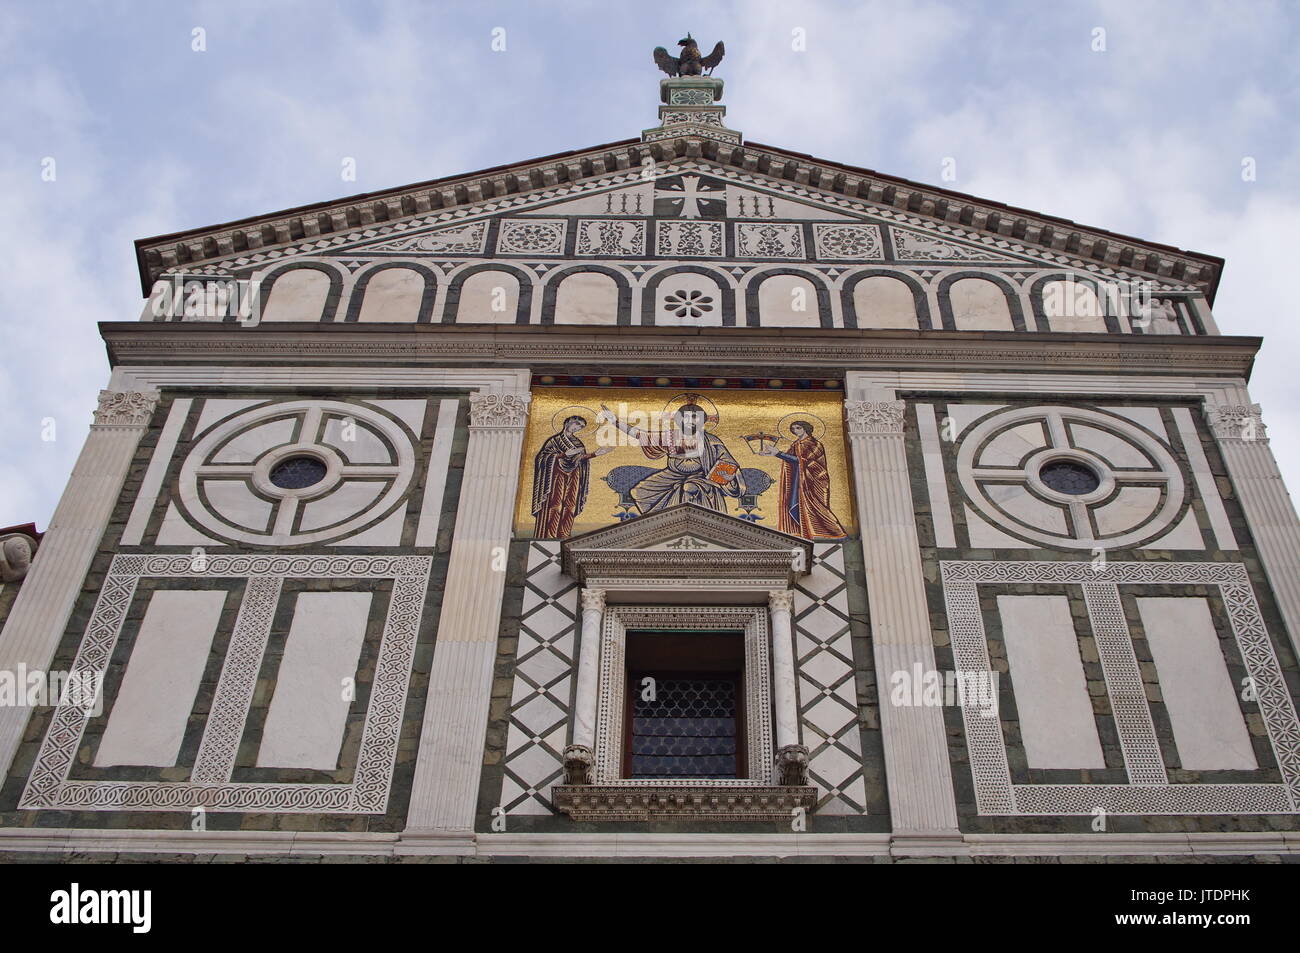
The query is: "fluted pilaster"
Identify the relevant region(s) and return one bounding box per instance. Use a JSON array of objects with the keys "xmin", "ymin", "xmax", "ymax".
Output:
[
  {"xmin": 406, "ymin": 389, "xmax": 531, "ymax": 831},
  {"xmin": 0, "ymin": 390, "xmax": 159, "ymax": 776},
  {"xmin": 845, "ymin": 398, "xmax": 960, "ymax": 834},
  {"xmin": 1207, "ymin": 401, "xmax": 1300, "ymax": 661}
]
